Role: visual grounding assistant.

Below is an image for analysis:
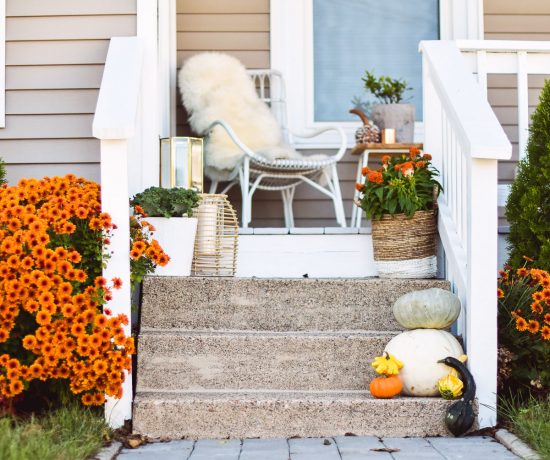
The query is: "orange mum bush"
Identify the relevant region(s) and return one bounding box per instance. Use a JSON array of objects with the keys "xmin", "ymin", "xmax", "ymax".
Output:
[
  {"xmin": 0, "ymin": 175, "xmax": 165, "ymax": 406},
  {"xmin": 498, "ymin": 258, "xmax": 550, "ymax": 396}
]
